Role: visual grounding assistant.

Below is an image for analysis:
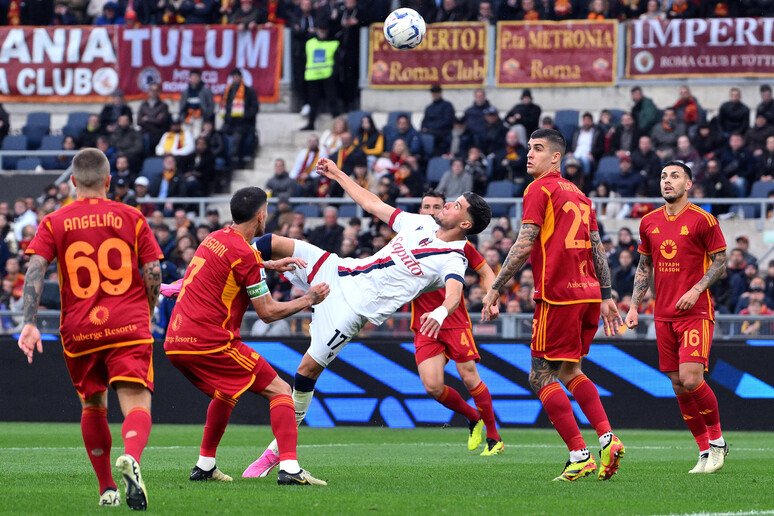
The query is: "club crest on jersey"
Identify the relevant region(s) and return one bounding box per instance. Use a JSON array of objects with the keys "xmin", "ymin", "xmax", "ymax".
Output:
[
  {"xmin": 680, "ymin": 225, "xmax": 690, "ymax": 235},
  {"xmin": 418, "ymin": 237, "xmax": 432, "ymax": 247}
]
